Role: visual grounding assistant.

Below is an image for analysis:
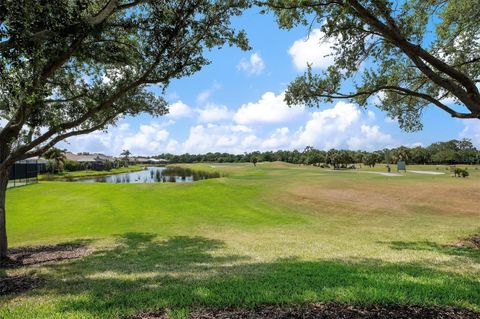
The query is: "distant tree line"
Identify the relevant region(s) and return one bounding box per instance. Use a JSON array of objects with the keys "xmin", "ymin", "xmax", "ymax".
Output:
[{"xmin": 155, "ymin": 139, "xmax": 480, "ymax": 168}]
